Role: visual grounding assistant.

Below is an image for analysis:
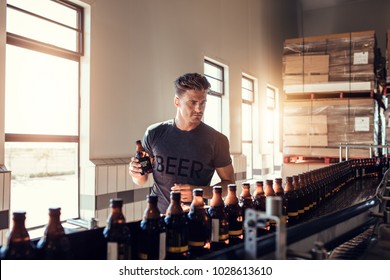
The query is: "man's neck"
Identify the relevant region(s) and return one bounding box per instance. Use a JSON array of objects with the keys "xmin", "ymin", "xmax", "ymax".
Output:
[{"xmin": 174, "ymin": 117, "xmax": 200, "ymax": 131}]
